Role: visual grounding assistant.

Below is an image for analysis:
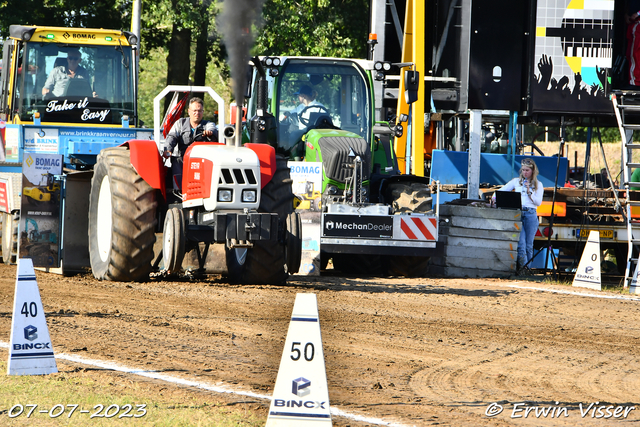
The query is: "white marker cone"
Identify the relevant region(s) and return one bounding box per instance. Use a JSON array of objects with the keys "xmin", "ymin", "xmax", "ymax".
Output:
[
  {"xmin": 7, "ymin": 258, "xmax": 57, "ymax": 375},
  {"xmin": 572, "ymin": 230, "xmax": 602, "ymax": 291},
  {"xmin": 266, "ymin": 293, "xmax": 332, "ymax": 426}
]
